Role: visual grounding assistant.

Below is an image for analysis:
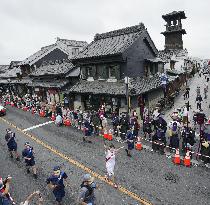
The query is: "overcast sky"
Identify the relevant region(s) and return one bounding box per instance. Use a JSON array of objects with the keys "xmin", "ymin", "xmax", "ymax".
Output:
[{"xmin": 0, "ymin": 0, "xmax": 209, "ymax": 64}]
